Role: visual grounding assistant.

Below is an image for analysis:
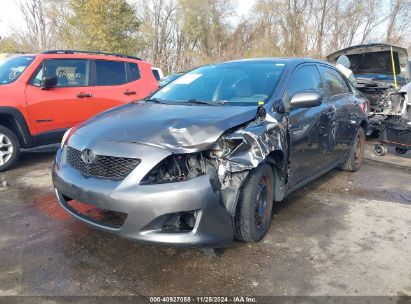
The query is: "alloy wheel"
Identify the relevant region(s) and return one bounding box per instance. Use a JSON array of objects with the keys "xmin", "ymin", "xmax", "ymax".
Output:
[{"xmin": 0, "ymin": 133, "xmax": 14, "ymax": 166}]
